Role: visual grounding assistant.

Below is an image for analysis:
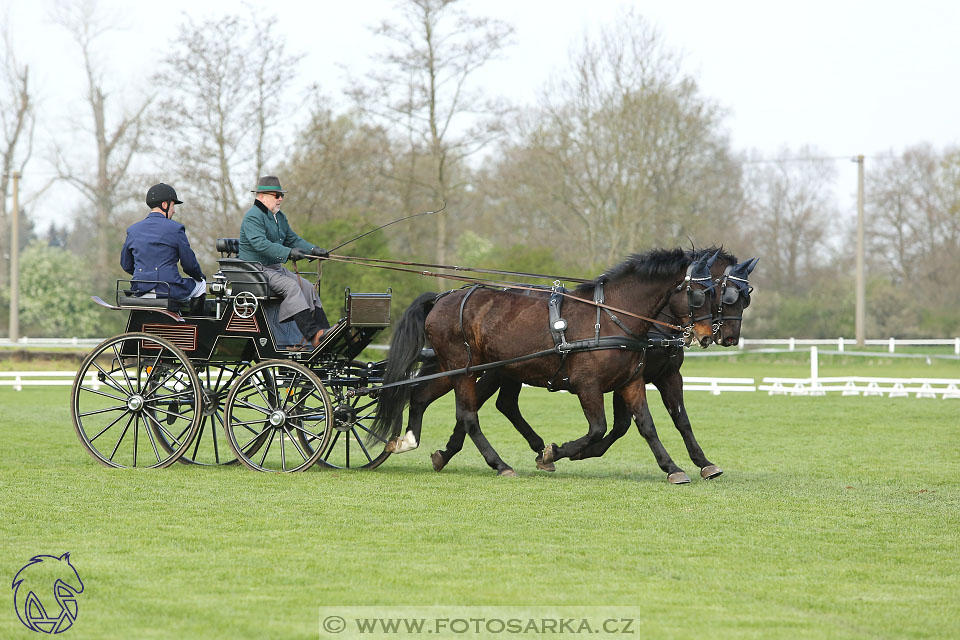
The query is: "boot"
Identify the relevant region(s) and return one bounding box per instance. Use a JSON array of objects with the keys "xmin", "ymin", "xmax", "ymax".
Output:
[
  {"xmin": 188, "ymin": 293, "xmax": 206, "ymax": 316},
  {"xmin": 291, "ymin": 309, "xmax": 323, "ymax": 349},
  {"xmin": 312, "ymin": 306, "xmax": 331, "ymax": 330}
]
